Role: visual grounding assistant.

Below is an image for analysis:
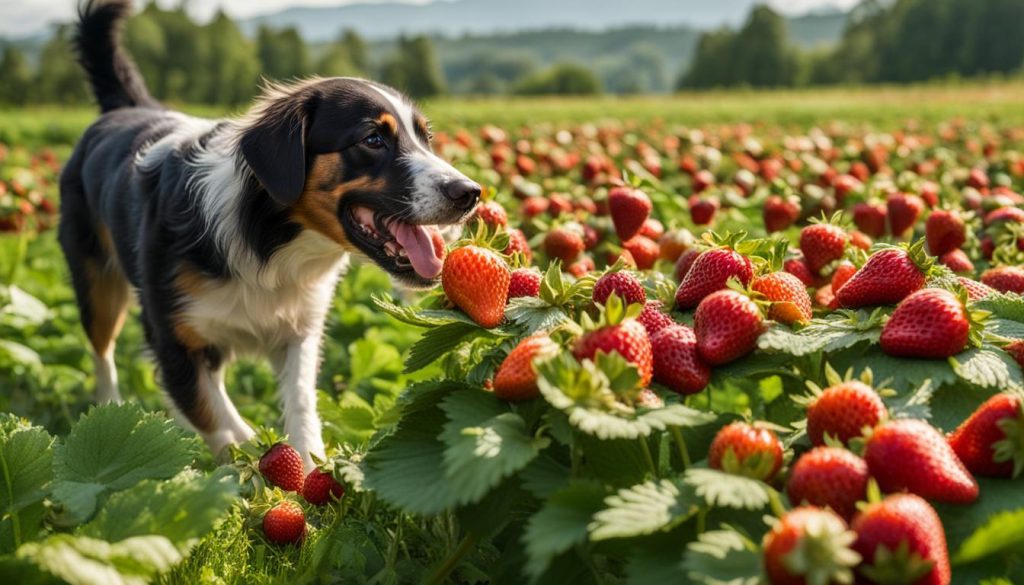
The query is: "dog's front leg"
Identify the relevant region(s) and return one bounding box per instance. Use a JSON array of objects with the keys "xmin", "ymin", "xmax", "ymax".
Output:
[{"xmin": 272, "ymin": 332, "xmax": 327, "ymax": 471}]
